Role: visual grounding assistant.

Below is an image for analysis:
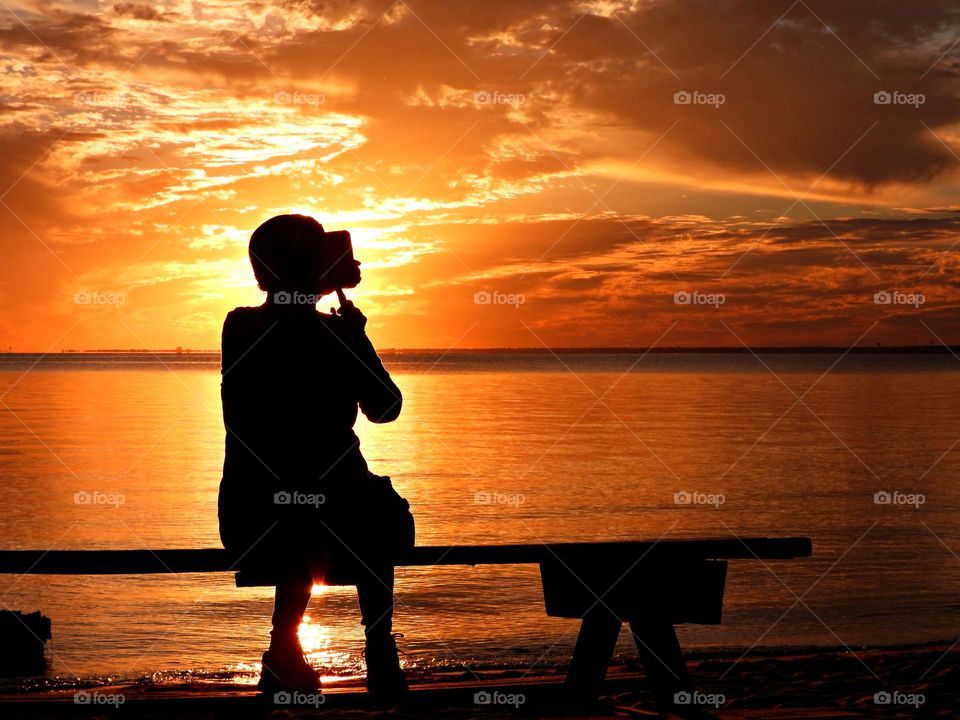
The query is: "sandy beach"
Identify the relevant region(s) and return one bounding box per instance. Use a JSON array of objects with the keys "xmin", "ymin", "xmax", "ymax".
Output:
[{"xmin": 1, "ymin": 642, "xmax": 954, "ymax": 719}]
